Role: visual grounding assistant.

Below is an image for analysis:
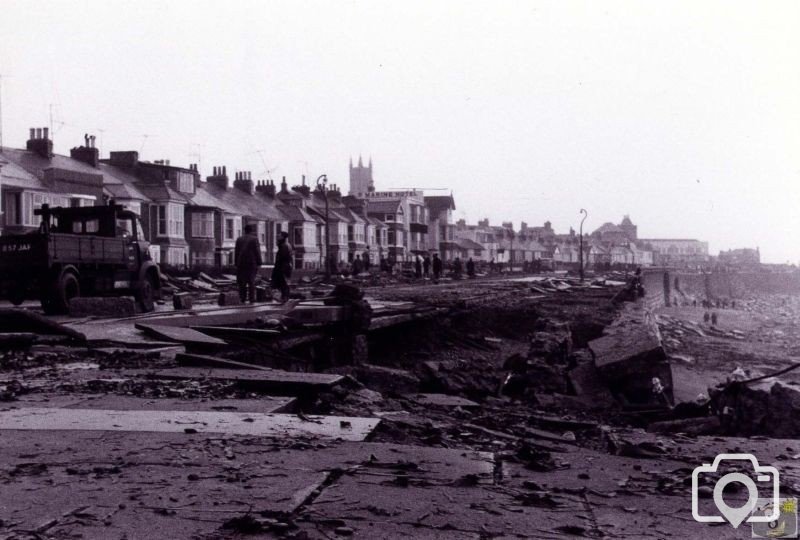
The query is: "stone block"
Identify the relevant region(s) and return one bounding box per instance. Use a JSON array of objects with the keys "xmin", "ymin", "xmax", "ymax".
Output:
[
  {"xmin": 172, "ymin": 292, "xmax": 193, "ymax": 310},
  {"xmin": 712, "ymin": 379, "xmax": 800, "ymax": 438},
  {"xmin": 217, "ymin": 291, "xmax": 242, "ymax": 307},
  {"xmin": 69, "ymin": 296, "xmax": 137, "ymax": 318},
  {"xmin": 355, "ymin": 364, "xmax": 420, "ymax": 395}
]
